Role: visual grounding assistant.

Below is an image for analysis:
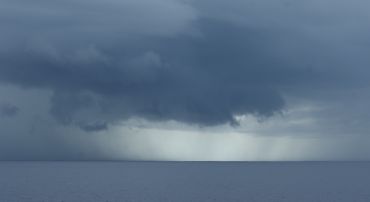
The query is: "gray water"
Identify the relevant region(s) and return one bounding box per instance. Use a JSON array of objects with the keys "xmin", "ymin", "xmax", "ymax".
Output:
[{"xmin": 0, "ymin": 162, "xmax": 369, "ymax": 202}]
